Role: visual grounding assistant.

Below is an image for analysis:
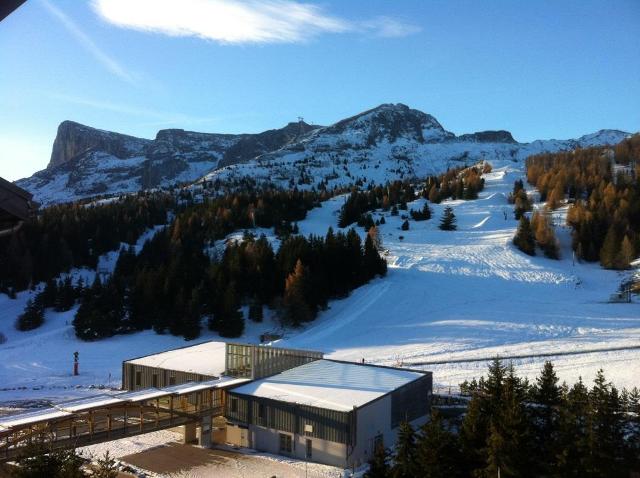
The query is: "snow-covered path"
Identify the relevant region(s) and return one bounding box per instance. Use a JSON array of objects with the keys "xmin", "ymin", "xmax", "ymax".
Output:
[{"xmin": 283, "ymin": 165, "xmax": 640, "ymax": 389}]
